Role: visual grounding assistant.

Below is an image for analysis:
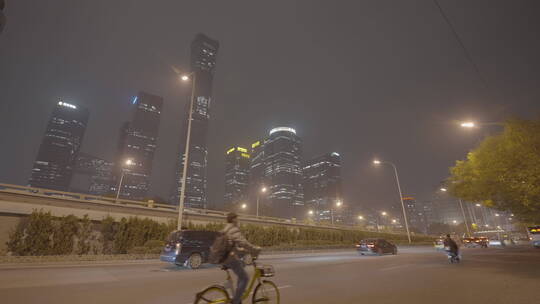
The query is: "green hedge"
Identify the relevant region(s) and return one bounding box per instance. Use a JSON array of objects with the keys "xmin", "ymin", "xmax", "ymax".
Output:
[{"xmin": 6, "ymin": 211, "xmax": 433, "ymax": 256}]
